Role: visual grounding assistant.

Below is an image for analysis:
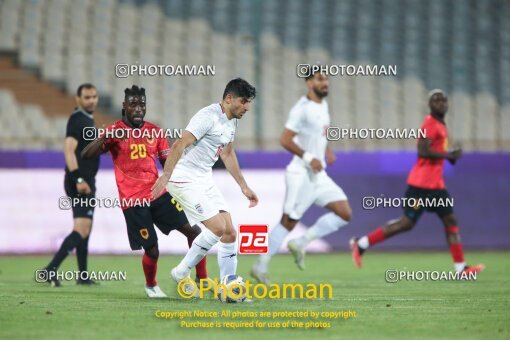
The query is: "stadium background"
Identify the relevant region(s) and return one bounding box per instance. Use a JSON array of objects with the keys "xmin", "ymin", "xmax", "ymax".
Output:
[{"xmin": 0, "ymin": 0, "xmax": 509, "ymax": 254}]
